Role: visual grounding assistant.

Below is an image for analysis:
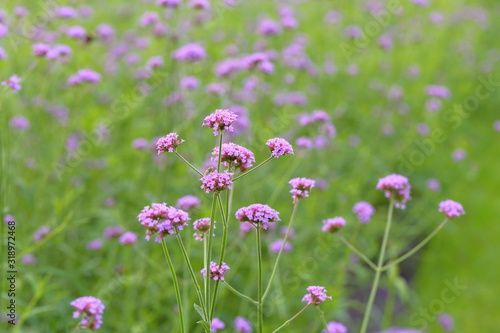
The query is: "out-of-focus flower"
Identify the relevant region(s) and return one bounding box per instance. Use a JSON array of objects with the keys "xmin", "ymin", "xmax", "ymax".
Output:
[
  {"xmin": 353, "ymin": 202, "xmax": 375, "ymax": 223},
  {"xmin": 426, "ymin": 178, "xmax": 441, "ymax": 192},
  {"xmin": 376, "ymin": 174, "xmax": 411, "ymax": 209},
  {"xmin": 452, "ymin": 148, "xmax": 466, "ymax": 162},
  {"xmin": 173, "ymin": 43, "xmax": 206, "ymax": 62},
  {"xmin": 270, "ymin": 239, "xmax": 292, "ymax": 253},
  {"xmin": 323, "ymin": 321, "xmax": 347, "ymax": 333},
  {"xmin": 177, "ymin": 195, "xmax": 201, "ymax": 211},
  {"xmin": 9, "ymin": 116, "xmax": 29, "ymax": 130},
  {"xmin": 66, "ymin": 26, "xmax": 87, "ymax": 39},
  {"xmin": 103, "ymin": 226, "xmax": 124, "ymax": 239},
  {"xmin": 87, "ymin": 239, "xmax": 103, "ymax": 251},
  {"xmin": 34, "ymin": 226, "xmax": 51, "ymax": 242},
  {"xmin": 438, "ymin": 313, "xmax": 454, "ymax": 331},
  {"xmin": 119, "ymin": 232, "xmax": 138, "ymax": 245},
  {"xmin": 302, "ymin": 286, "xmax": 332, "ymax": 305},
  {"xmin": 70, "ymin": 296, "xmax": 105, "ymax": 330},
  {"xmin": 2, "ymin": 75, "xmax": 22, "ymax": 92},
  {"xmin": 22, "ymin": 254, "xmax": 37, "ymax": 266},
  {"xmin": 289, "ymin": 177, "xmax": 315, "ymax": 202},
  {"xmin": 439, "ymin": 200, "xmax": 465, "ymax": 218},
  {"xmin": 322, "ymin": 217, "xmax": 346, "ymax": 233},
  {"xmin": 234, "ymin": 316, "xmax": 252, "ymax": 333}
]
